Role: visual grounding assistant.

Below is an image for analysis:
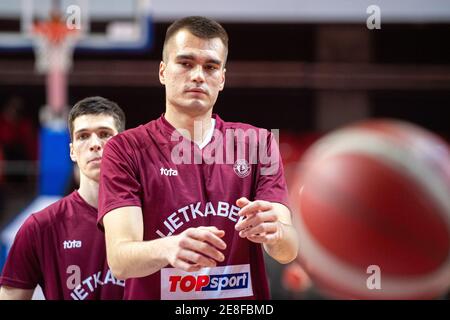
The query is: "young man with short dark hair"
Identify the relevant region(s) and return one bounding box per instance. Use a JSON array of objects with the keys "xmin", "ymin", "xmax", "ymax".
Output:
[
  {"xmin": 99, "ymin": 17, "xmax": 298, "ymax": 300},
  {"xmin": 0, "ymin": 96, "xmax": 126, "ymax": 300}
]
